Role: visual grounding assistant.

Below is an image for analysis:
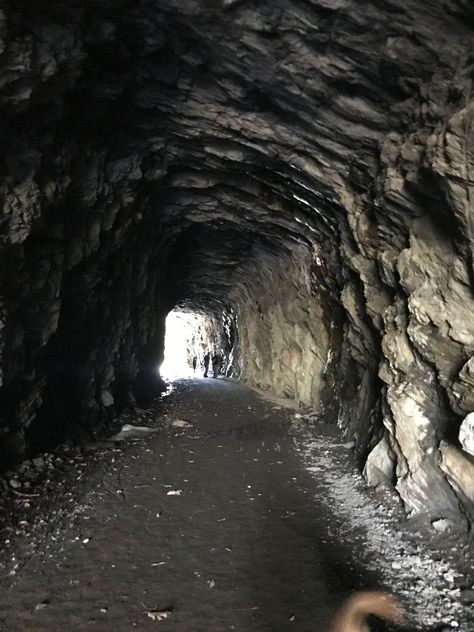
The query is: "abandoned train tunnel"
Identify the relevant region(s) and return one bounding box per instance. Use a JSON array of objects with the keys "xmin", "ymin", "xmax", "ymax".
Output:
[{"xmin": 0, "ymin": 0, "xmax": 473, "ymax": 629}]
